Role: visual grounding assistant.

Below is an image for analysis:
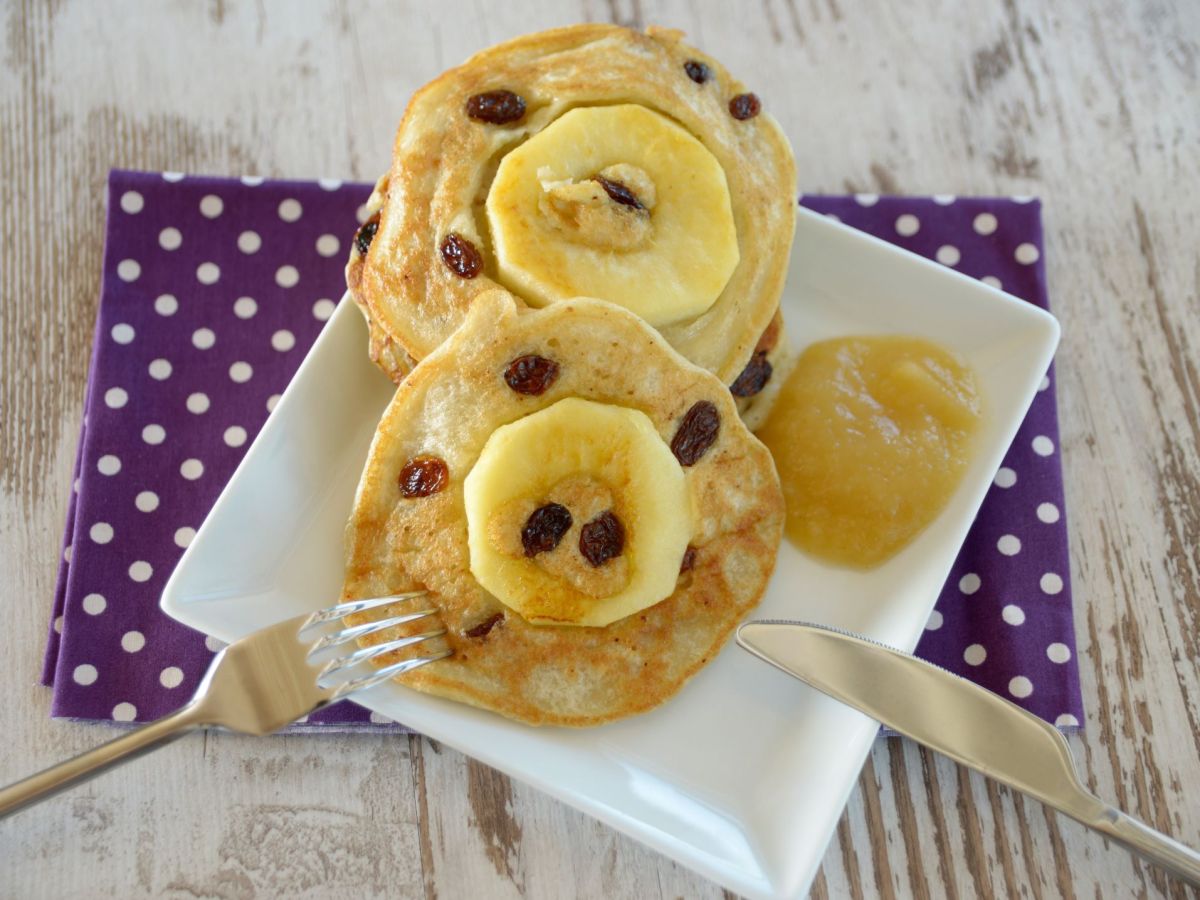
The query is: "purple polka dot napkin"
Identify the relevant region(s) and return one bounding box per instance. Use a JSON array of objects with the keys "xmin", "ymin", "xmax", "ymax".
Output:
[{"xmin": 43, "ymin": 171, "xmax": 1083, "ymax": 733}]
